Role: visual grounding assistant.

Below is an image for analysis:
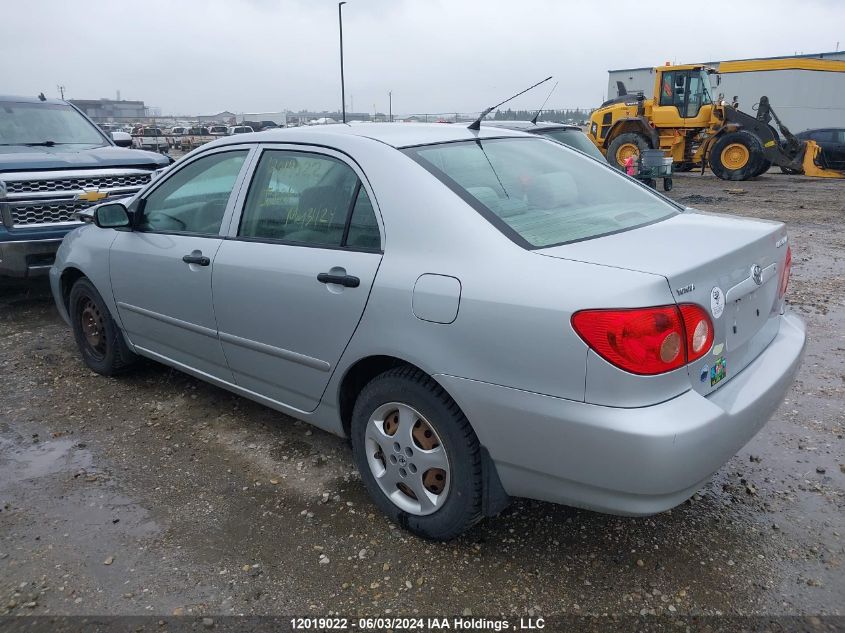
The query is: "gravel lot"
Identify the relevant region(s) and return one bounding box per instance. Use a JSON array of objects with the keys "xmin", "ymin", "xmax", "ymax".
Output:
[{"xmin": 0, "ymin": 171, "xmax": 842, "ymax": 618}]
